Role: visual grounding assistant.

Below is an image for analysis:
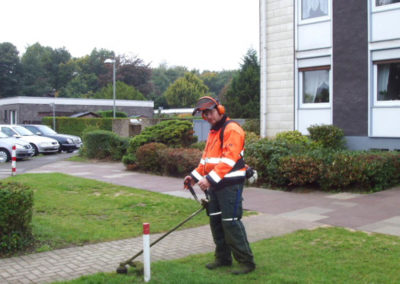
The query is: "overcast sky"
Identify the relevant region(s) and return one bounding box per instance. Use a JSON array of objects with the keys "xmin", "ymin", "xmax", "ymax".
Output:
[{"xmin": 1, "ymin": 0, "xmax": 259, "ymax": 71}]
